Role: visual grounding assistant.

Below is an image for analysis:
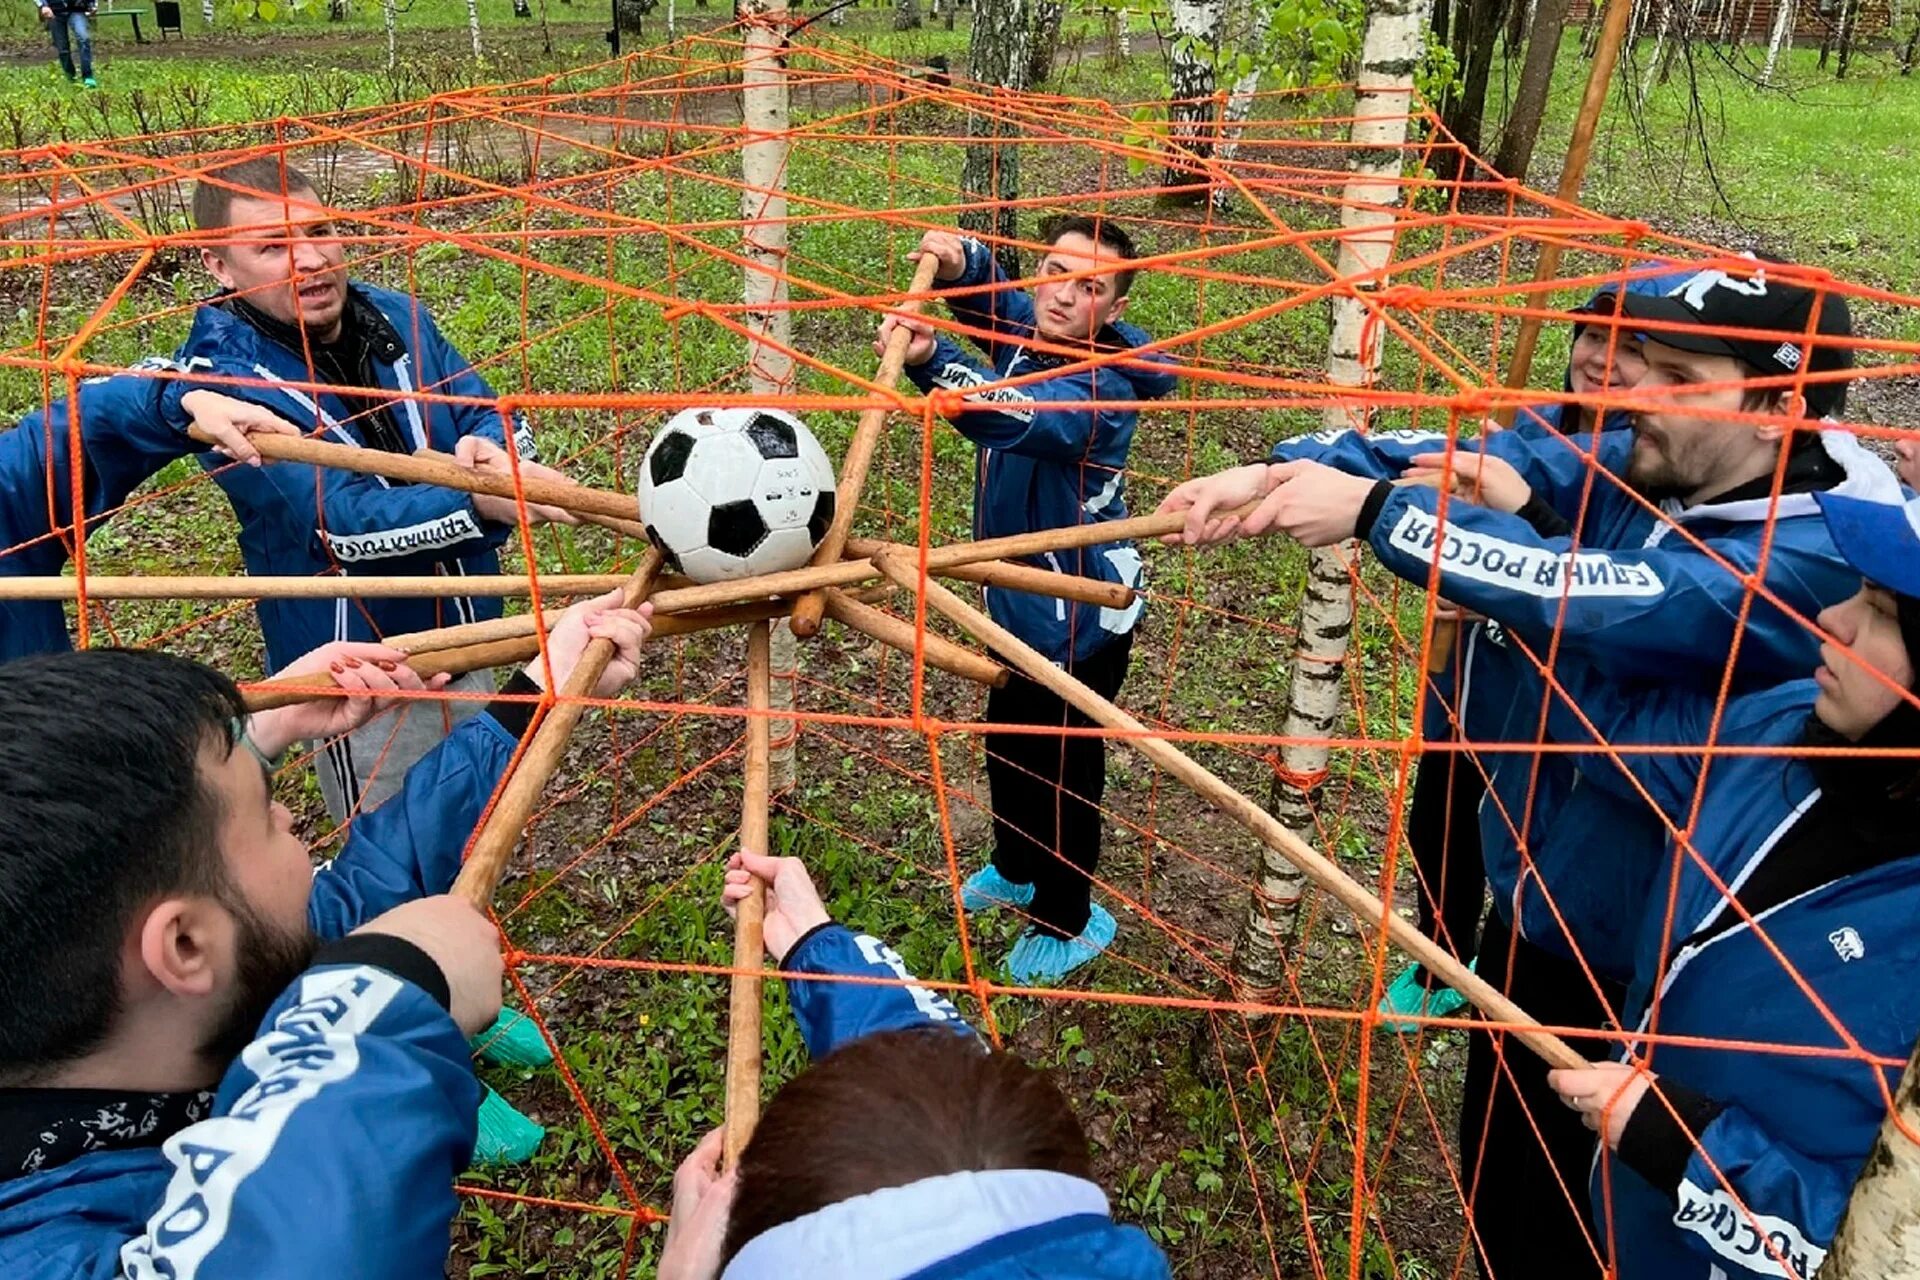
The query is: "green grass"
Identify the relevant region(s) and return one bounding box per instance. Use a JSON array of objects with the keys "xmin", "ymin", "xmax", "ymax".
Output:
[{"xmin": 8, "ymin": 16, "xmax": 1919, "ymax": 1278}]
